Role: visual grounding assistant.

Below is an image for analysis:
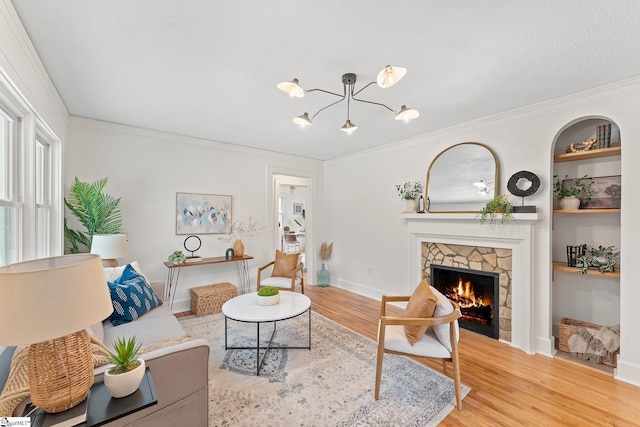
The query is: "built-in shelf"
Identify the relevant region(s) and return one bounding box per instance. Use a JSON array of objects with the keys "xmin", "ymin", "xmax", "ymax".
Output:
[
  {"xmin": 552, "ymin": 261, "xmax": 620, "ymax": 278},
  {"xmin": 553, "ymin": 208, "xmax": 620, "ymax": 214},
  {"xmin": 402, "ymin": 212, "xmax": 541, "ymax": 221},
  {"xmin": 553, "ymin": 146, "xmax": 621, "ymax": 163}
]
